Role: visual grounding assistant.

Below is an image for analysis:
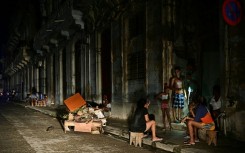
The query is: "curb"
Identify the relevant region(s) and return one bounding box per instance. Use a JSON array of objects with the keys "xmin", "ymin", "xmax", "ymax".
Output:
[
  {"xmin": 105, "ymin": 125, "xmax": 179, "ymax": 152},
  {"xmin": 18, "ymin": 103, "xmax": 210, "ymax": 153},
  {"xmin": 24, "ymin": 105, "xmax": 57, "ymax": 117}
]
